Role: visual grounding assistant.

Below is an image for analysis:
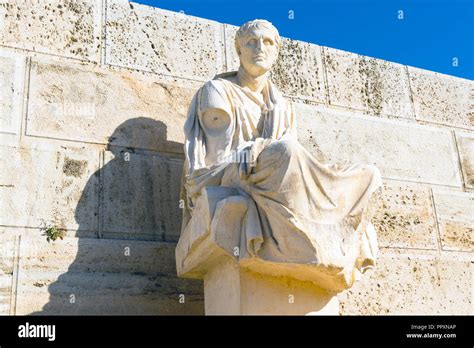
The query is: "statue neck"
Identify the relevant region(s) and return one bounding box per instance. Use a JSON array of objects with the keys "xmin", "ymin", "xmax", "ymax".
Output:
[{"xmin": 236, "ymin": 66, "xmax": 269, "ymax": 94}]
